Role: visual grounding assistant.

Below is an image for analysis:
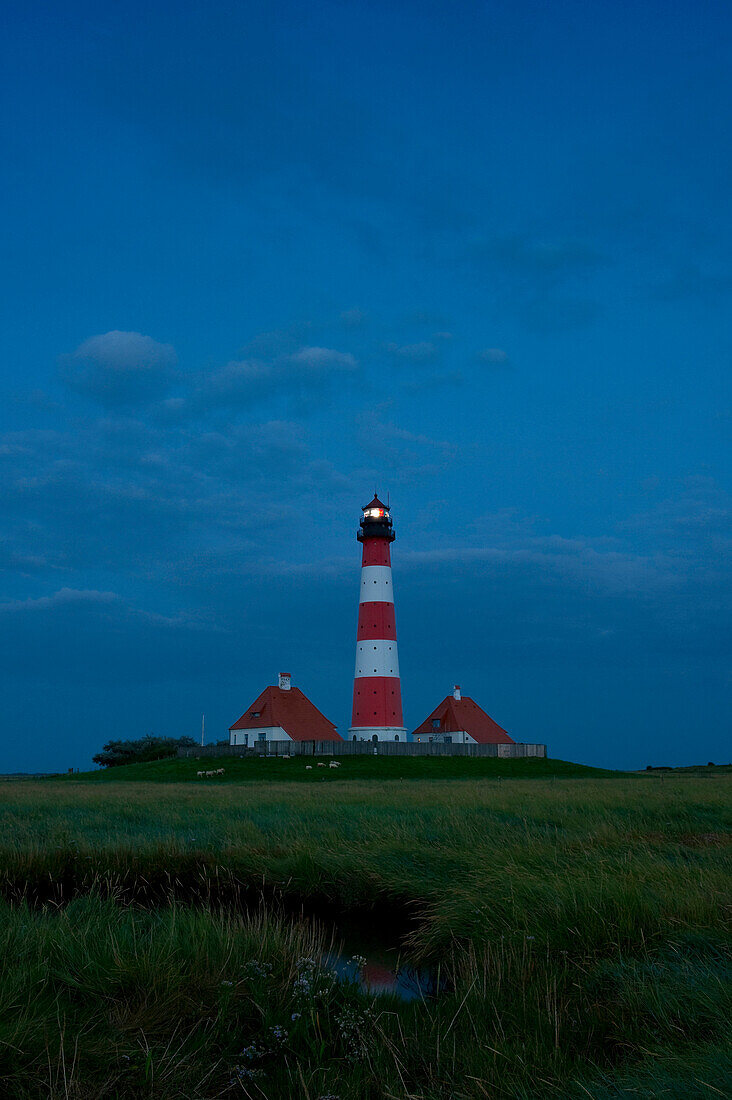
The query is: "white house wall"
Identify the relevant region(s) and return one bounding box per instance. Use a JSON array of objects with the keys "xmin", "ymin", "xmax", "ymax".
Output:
[{"xmin": 230, "ymin": 726, "xmax": 288, "ymax": 746}]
